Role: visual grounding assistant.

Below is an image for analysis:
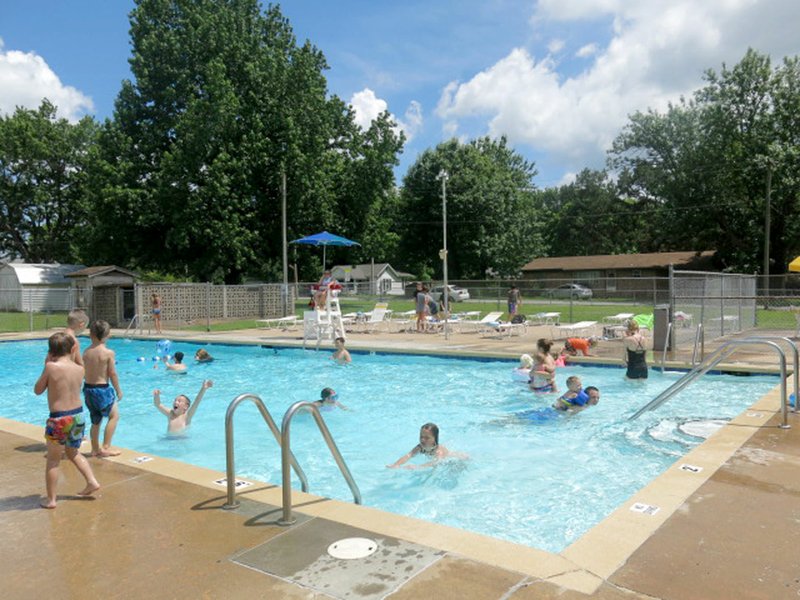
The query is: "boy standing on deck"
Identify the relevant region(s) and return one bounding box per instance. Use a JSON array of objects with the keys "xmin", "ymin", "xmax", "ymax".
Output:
[
  {"xmin": 65, "ymin": 309, "xmax": 88, "ymax": 366},
  {"xmin": 34, "ymin": 332, "xmax": 100, "ymax": 508},
  {"xmin": 83, "ymin": 320, "xmax": 123, "ymax": 457}
]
